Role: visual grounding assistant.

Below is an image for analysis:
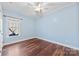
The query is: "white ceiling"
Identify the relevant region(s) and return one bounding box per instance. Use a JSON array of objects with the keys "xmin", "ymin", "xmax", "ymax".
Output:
[{"xmin": 1, "ymin": 2, "xmax": 76, "ymax": 17}]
